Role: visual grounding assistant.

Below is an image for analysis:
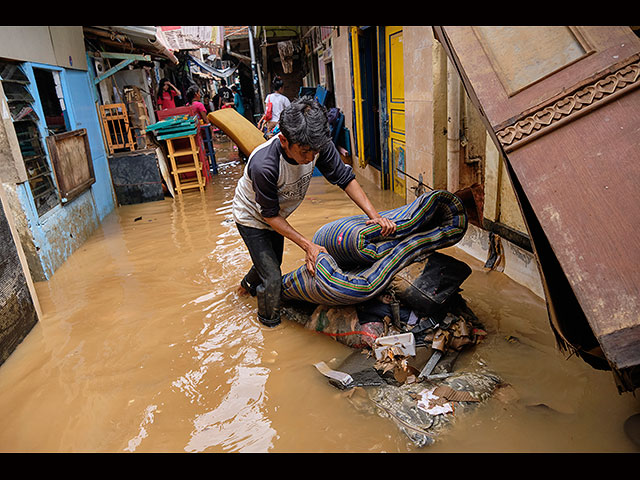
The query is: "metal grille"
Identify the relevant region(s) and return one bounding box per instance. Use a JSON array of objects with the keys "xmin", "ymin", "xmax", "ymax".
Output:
[{"xmin": 0, "ymin": 185, "xmax": 38, "ymax": 365}]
